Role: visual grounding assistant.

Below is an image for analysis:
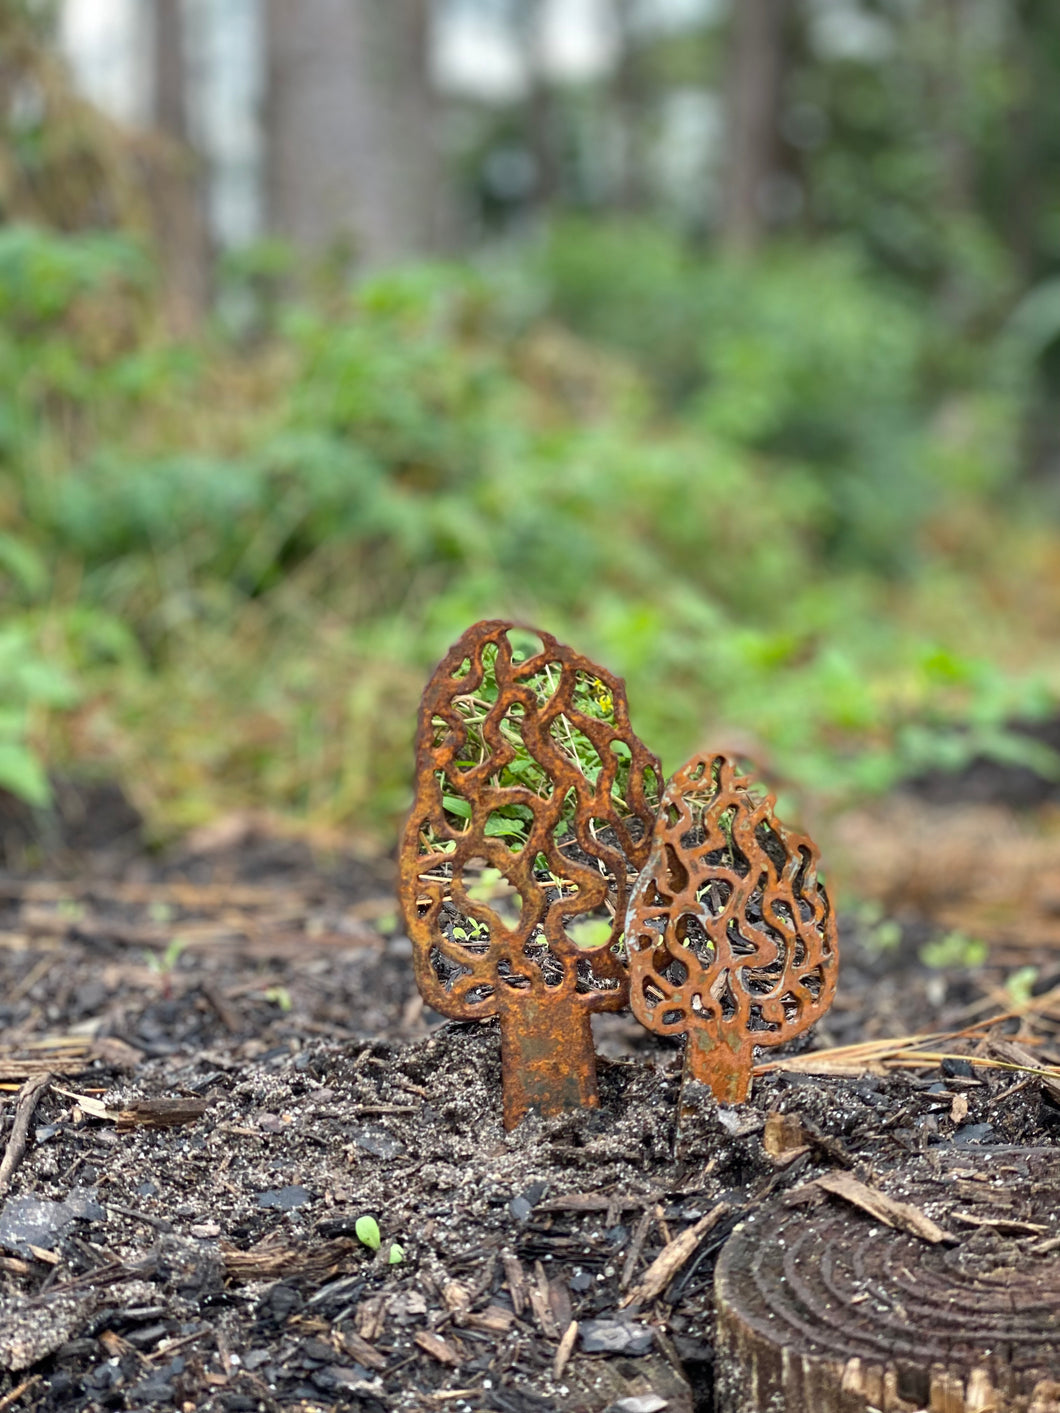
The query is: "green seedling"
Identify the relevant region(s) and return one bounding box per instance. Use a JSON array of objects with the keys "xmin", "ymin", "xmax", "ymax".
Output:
[
  {"xmin": 1005, "ymin": 965, "xmax": 1038, "ymax": 1007},
  {"xmin": 355, "ymin": 1215, "xmax": 403, "ymax": 1263},
  {"xmin": 265, "ymin": 985, "xmax": 293, "ymax": 1013},
  {"xmin": 355, "ymin": 1215, "xmax": 381, "ymax": 1251},
  {"xmin": 142, "ymin": 935, "xmax": 189, "ymax": 1001},
  {"xmin": 145, "ymin": 935, "xmax": 188, "ymax": 975},
  {"xmin": 919, "ymin": 930, "xmax": 987, "ymax": 970},
  {"xmin": 854, "ymin": 900, "xmax": 903, "ymax": 952}
]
